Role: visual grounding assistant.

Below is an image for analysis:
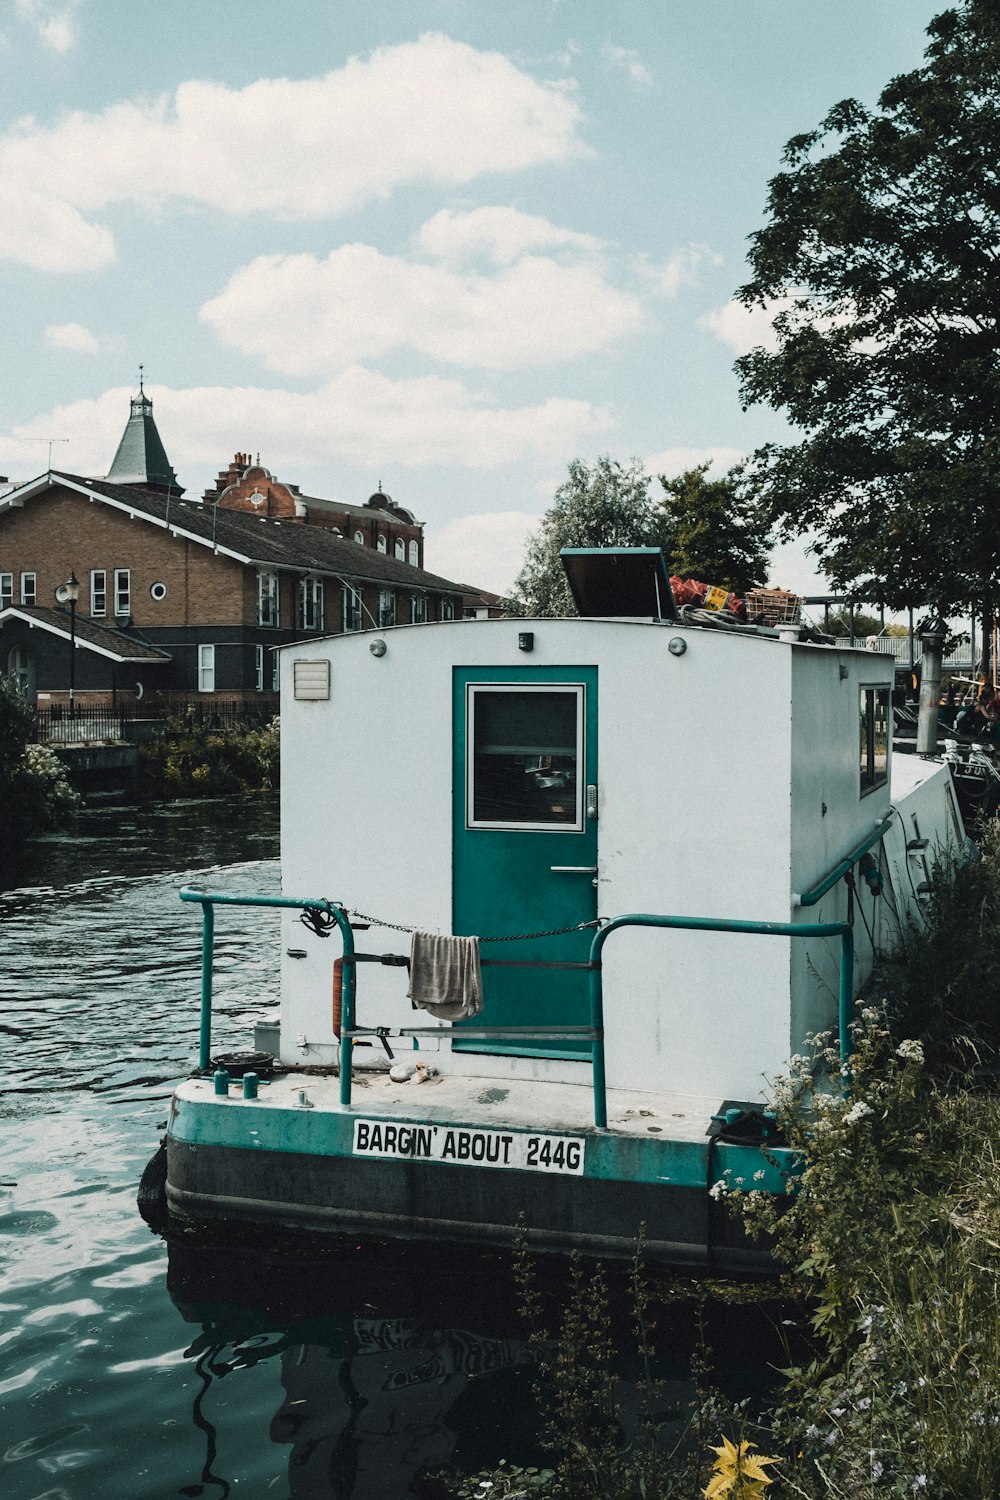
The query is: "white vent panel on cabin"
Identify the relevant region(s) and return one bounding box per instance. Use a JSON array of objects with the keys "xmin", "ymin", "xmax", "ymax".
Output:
[{"xmin": 293, "ymin": 659, "xmax": 330, "ymax": 701}]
